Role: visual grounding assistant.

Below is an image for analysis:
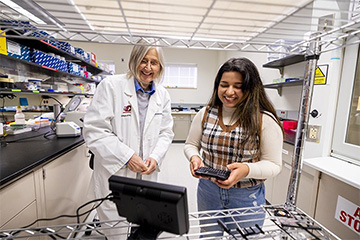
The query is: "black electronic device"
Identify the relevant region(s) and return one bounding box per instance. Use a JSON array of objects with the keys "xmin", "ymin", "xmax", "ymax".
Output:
[
  {"xmin": 195, "ymin": 167, "xmax": 231, "ymax": 181},
  {"xmin": 109, "ymin": 175, "xmax": 189, "ymax": 239}
]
